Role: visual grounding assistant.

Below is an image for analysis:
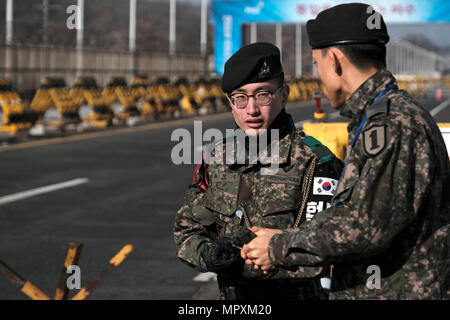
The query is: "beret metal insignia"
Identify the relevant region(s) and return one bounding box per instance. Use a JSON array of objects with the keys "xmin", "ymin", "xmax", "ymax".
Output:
[{"xmin": 259, "ymin": 60, "xmax": 270, "ymax": 77}]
